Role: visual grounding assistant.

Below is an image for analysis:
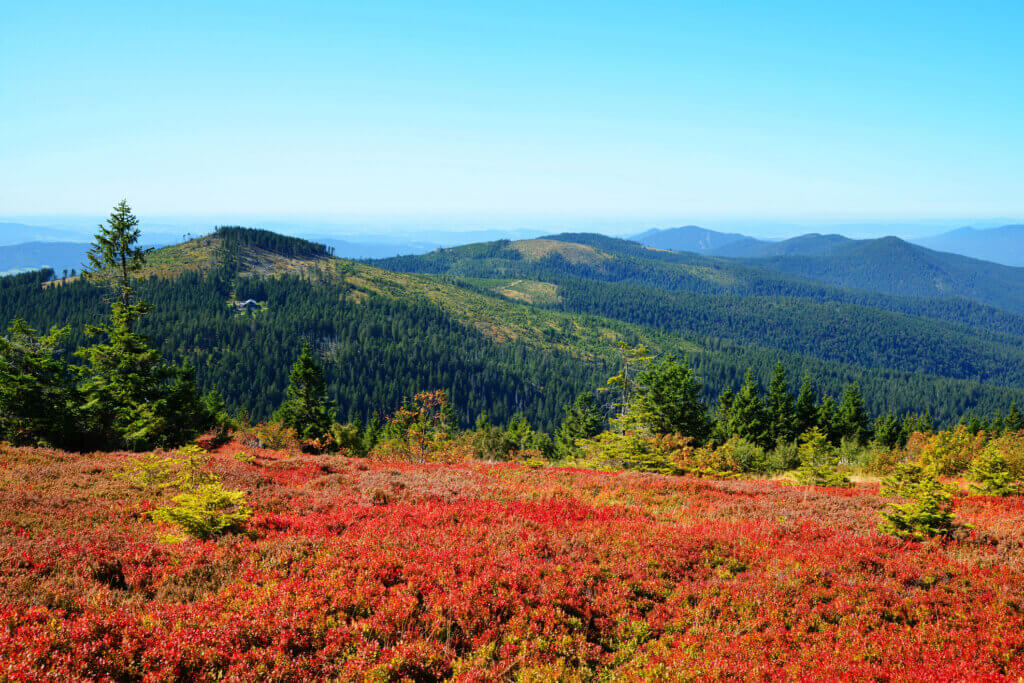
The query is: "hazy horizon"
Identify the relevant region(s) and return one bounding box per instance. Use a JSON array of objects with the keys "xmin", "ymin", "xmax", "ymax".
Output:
[{"xmin": 1, "ymin": 212, "xmax": 1021, "ymax": 246}]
